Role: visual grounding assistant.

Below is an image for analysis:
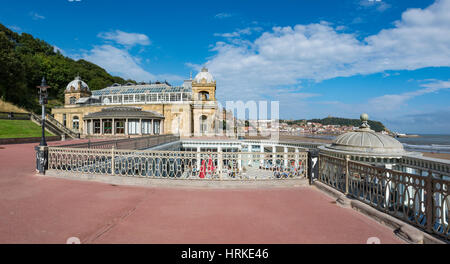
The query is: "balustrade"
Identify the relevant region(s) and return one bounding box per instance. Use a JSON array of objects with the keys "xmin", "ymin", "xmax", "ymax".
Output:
[{"xmin": 318, "ymin": 153, "xmax": 449, "ymax": 241}]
